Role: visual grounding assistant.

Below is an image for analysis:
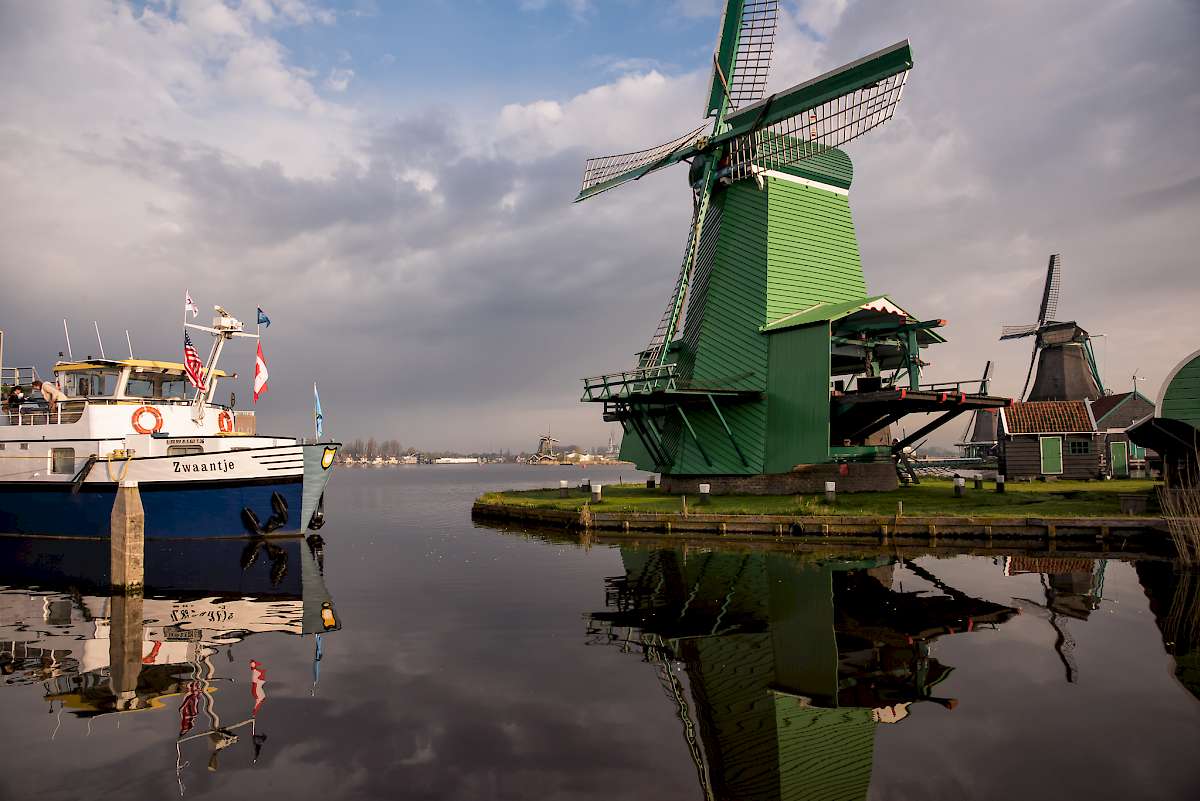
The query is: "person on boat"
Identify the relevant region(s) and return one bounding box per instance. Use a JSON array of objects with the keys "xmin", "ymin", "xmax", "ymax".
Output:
[
  {"xmin": 31, "ymin": 379, "xmax": 66, "ymax": 413},
  {"xmin": 4, "ymin": 386, "xmax": 26, "ymax": 417}
]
